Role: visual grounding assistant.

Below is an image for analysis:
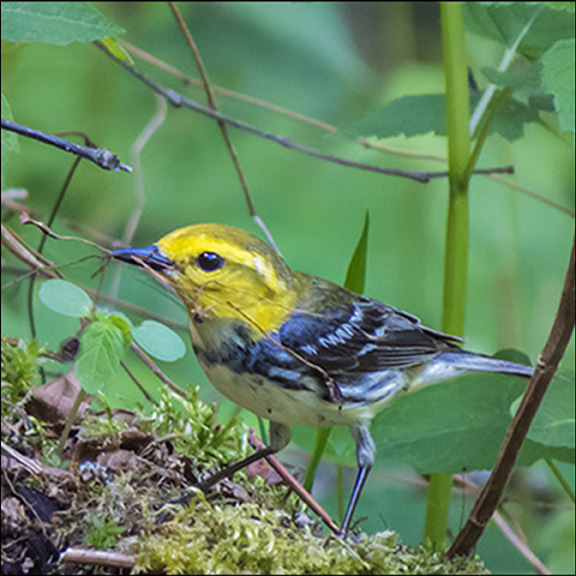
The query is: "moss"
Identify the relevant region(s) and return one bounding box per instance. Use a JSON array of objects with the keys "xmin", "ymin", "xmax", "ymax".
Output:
[
  {"xmin": 1, "ymin": 337, "xmax": 42, "ymax": 414},
  {"xmin": 135, "ymin": 494, "xmax": 488, "ymax": 575},
  {"xmin": 137, "ymin": 387, "xmax": 250, "ymax": 468}
]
